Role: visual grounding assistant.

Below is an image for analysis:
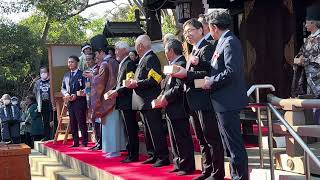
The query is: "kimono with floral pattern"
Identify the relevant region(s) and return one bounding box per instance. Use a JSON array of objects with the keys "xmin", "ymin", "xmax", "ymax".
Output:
[{"xmin": 297, "ymin": 29, "xmax": 320, "ymax": 97}]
